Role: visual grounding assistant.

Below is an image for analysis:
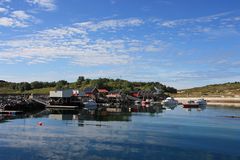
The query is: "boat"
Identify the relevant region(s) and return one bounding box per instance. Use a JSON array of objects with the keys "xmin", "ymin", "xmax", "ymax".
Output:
[
  {"xmin": 142, "ymin": 99, "xmax": 150, "ymax": 104},
  {"xmin": 195, "ymin": 99, "xmax": 207, "ymax": 106},
  {"xmin": 83, "ymin": 99, "xmax": 97, "ymax": 110},
  {"xmin": 182, "ymin": 100, "xmax": 199, "ymax": 108},
  {"xmin": 134, "ymin": 100, "xmax": 141, "ymax": 105},
  {"xmin": 161, "ymin": 97, "xmax": 178, "ymax": 106}
]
